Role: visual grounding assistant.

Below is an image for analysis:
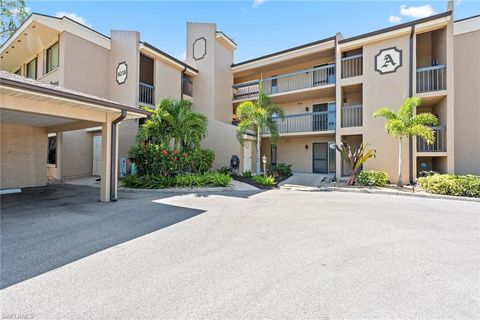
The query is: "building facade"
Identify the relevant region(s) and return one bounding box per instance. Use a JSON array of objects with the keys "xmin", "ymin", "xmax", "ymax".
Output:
[{"xmin": 1, "ymin": 7, "xmax": 478, "ymax": 190}]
